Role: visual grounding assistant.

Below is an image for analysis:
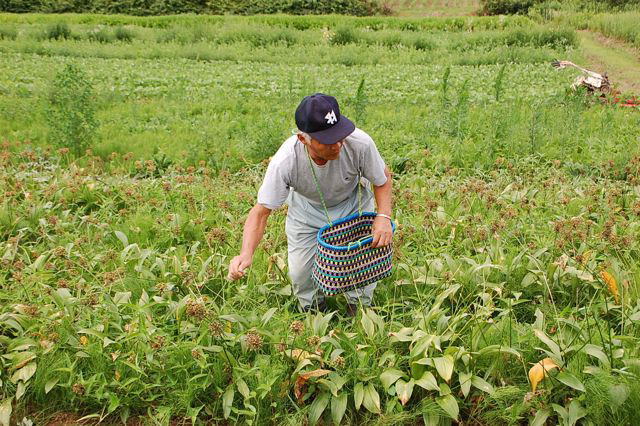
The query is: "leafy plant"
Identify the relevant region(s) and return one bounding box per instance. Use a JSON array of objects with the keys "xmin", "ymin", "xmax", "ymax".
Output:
[{"xmin": 45, "ymin": 63, "xmax": 98, "ymax": 156}]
